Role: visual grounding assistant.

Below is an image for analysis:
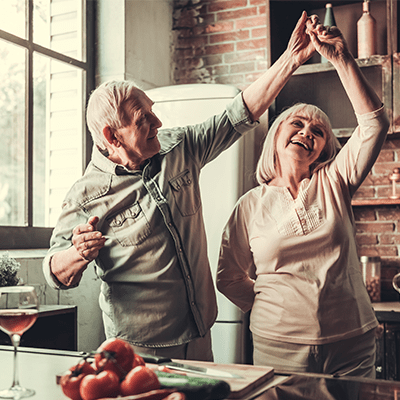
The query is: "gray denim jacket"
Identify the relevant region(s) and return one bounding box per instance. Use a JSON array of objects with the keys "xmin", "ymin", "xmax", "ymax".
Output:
[{"xmin": 43, "ymin": 93, "xmax": 258, "ymax": 347}]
